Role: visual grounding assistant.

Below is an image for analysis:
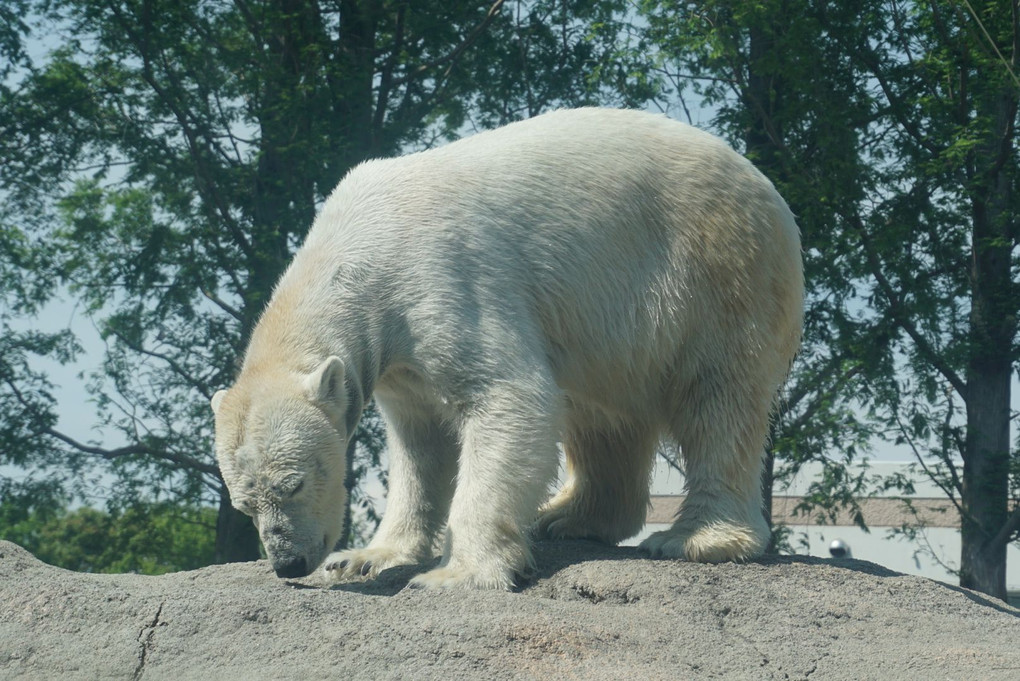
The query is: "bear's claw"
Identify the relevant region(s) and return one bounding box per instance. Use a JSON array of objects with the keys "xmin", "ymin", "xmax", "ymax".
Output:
[{"xmin": 322, "ymin": 547, "xmax": 420, "ymax": 582}]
